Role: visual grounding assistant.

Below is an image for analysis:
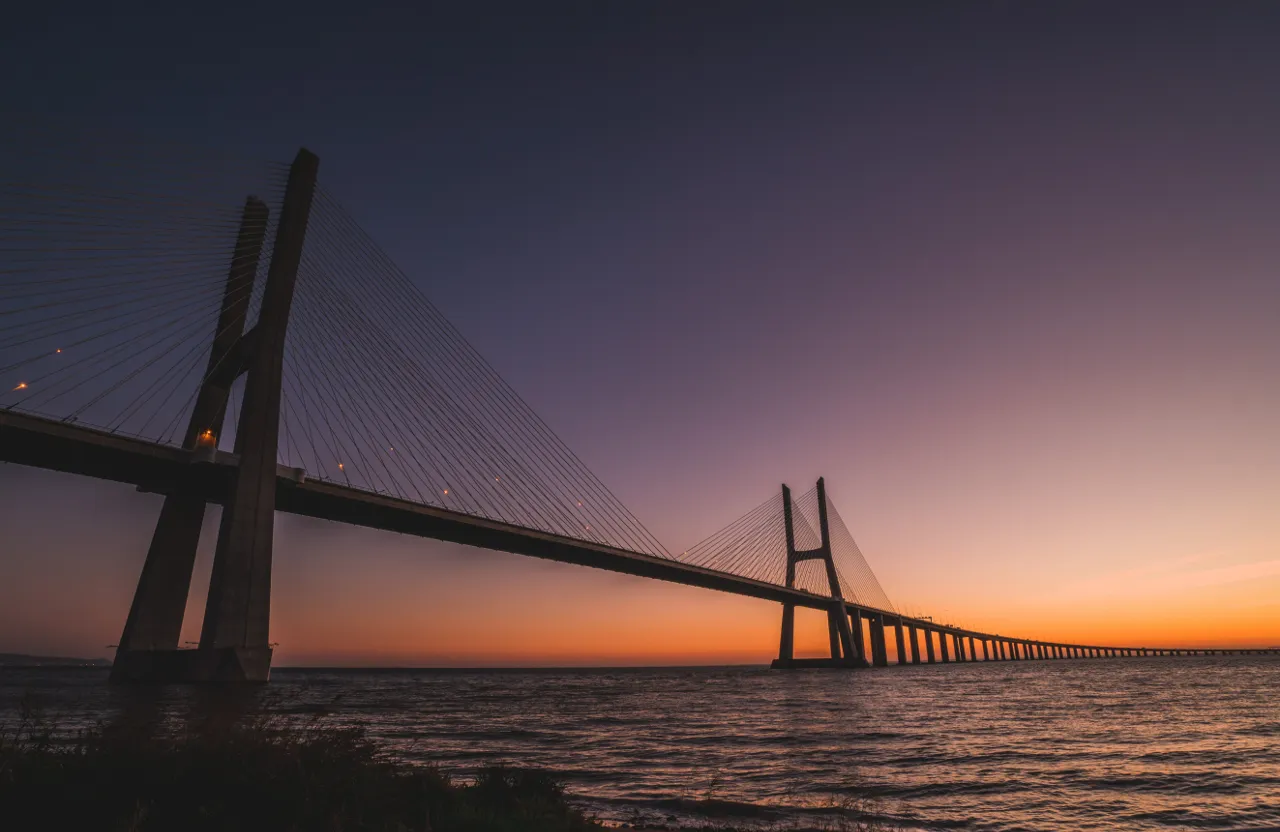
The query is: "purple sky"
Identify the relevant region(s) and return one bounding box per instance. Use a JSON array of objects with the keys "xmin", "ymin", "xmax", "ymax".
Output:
[{"xmin": 2, "ymin": 3, "xmax": 1279, "ymax": 661}]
